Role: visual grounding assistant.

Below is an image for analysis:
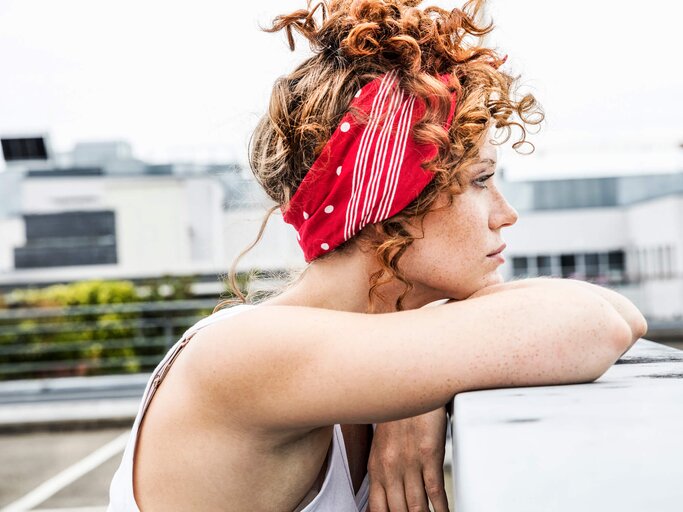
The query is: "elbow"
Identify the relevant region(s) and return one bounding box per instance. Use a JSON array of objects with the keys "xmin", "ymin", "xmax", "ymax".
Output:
[
  {"xmin": 633, "ymin": 312, "xmax": 648, "ymax": 341},
  {"xmin": 622, "ymin": 308, "xmax": 648, "ymax": 348},
  {"xmin": 611, "ymin": 316, "xmax": 634, "ymax": 354},
  {"xmin": 586, "ymin": 316, "xmax": 632, "ymax": 383},
  {"xmin": 599, "ymin": 299, "xmax": 637, "ymax": 358}
]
